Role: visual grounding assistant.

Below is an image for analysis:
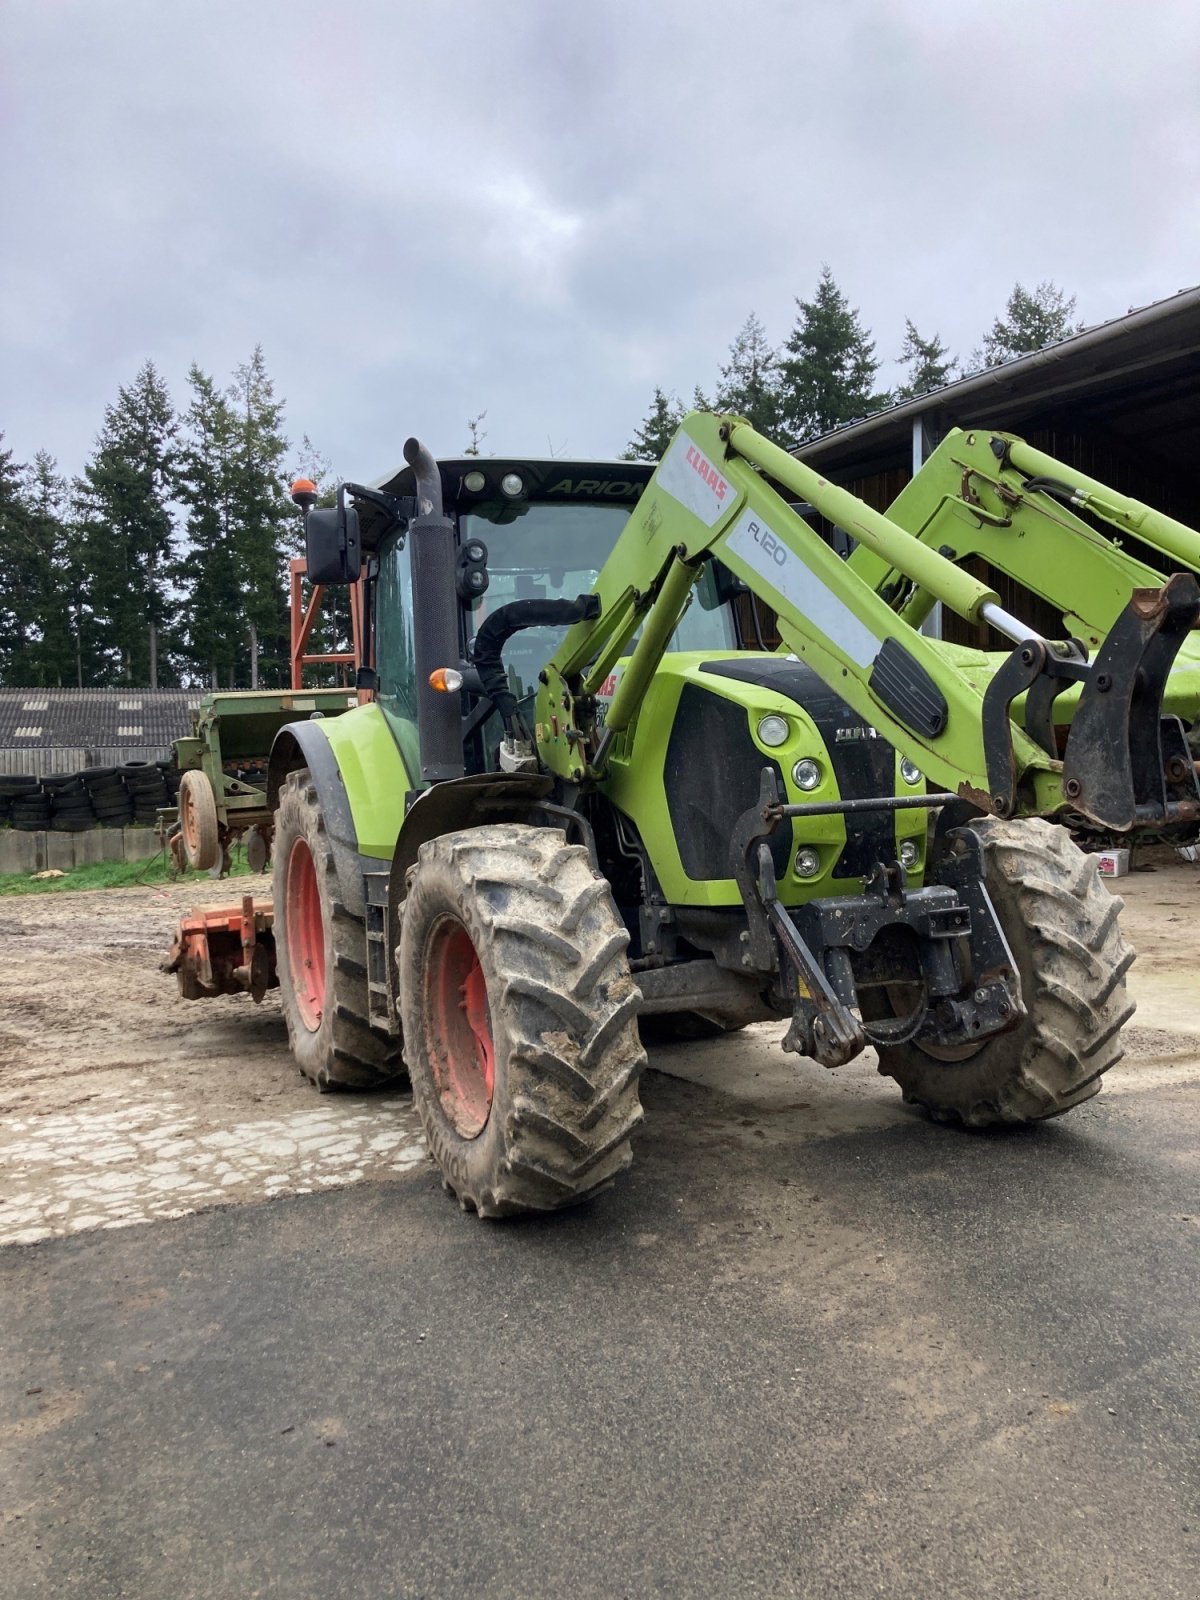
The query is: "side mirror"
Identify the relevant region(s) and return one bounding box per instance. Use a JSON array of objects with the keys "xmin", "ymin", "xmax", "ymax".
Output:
[{"xmin": 303, "ymin": 499, "xmax": 362, "ymax": 585}]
